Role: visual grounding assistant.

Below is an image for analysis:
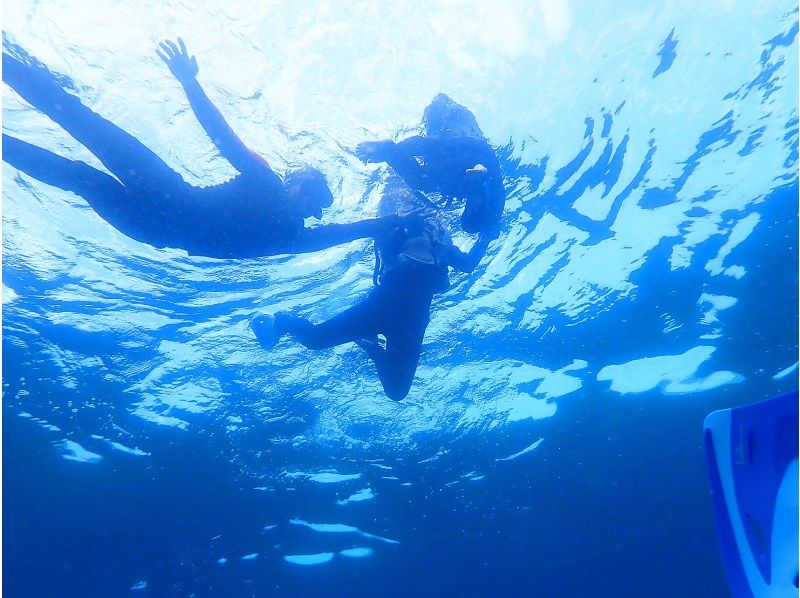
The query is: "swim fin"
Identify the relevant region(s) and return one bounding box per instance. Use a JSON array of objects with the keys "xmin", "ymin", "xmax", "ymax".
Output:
[{"xmin": 704, "ymin": 391, "xmax": 798, "ymax": 597}]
